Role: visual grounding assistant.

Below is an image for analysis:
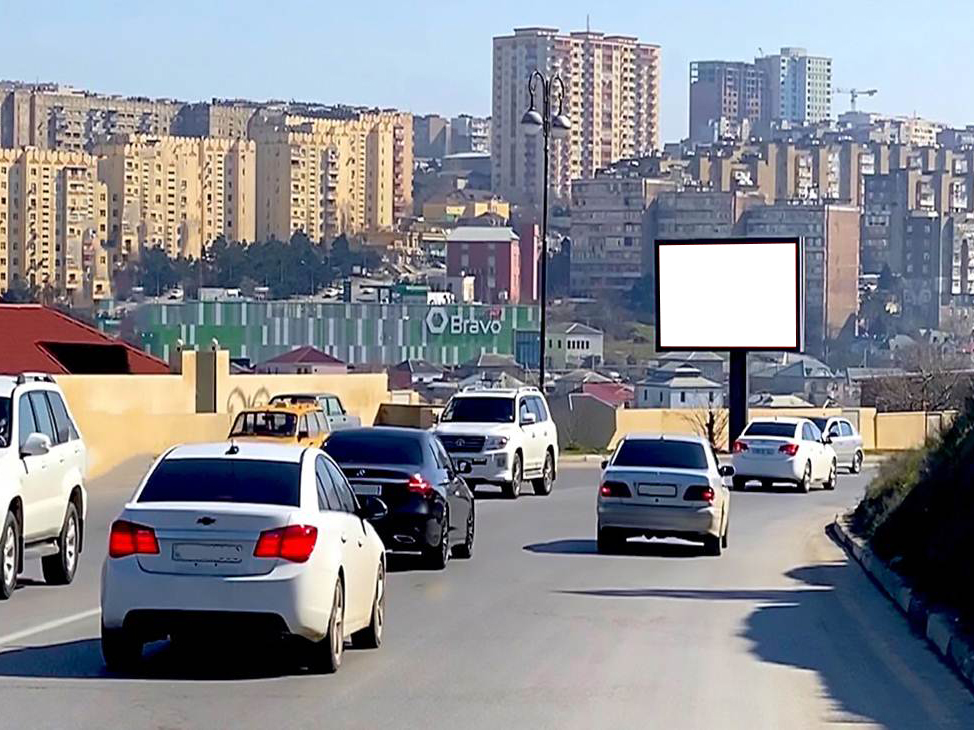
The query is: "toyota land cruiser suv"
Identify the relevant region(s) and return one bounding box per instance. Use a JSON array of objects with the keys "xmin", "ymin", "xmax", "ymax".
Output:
[
  {"xmin": 0, "ymin": 373, "xmax": 88, "ymax": 599},
  {"xmin": 434, "ymin": 386, "xmax": 558, "ymax": 499}
]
